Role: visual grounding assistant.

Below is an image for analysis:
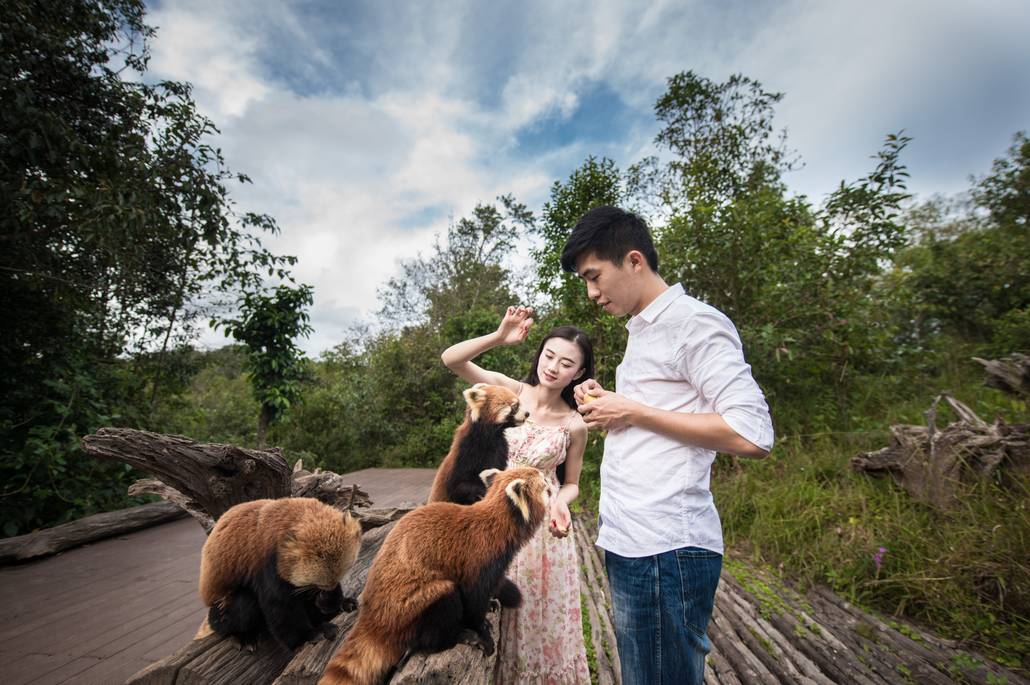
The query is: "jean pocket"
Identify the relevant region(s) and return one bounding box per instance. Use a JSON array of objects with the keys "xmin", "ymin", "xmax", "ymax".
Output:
[{"xmin": 673, "ymin": 547, "xmax": 722, "ymax": 638}]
